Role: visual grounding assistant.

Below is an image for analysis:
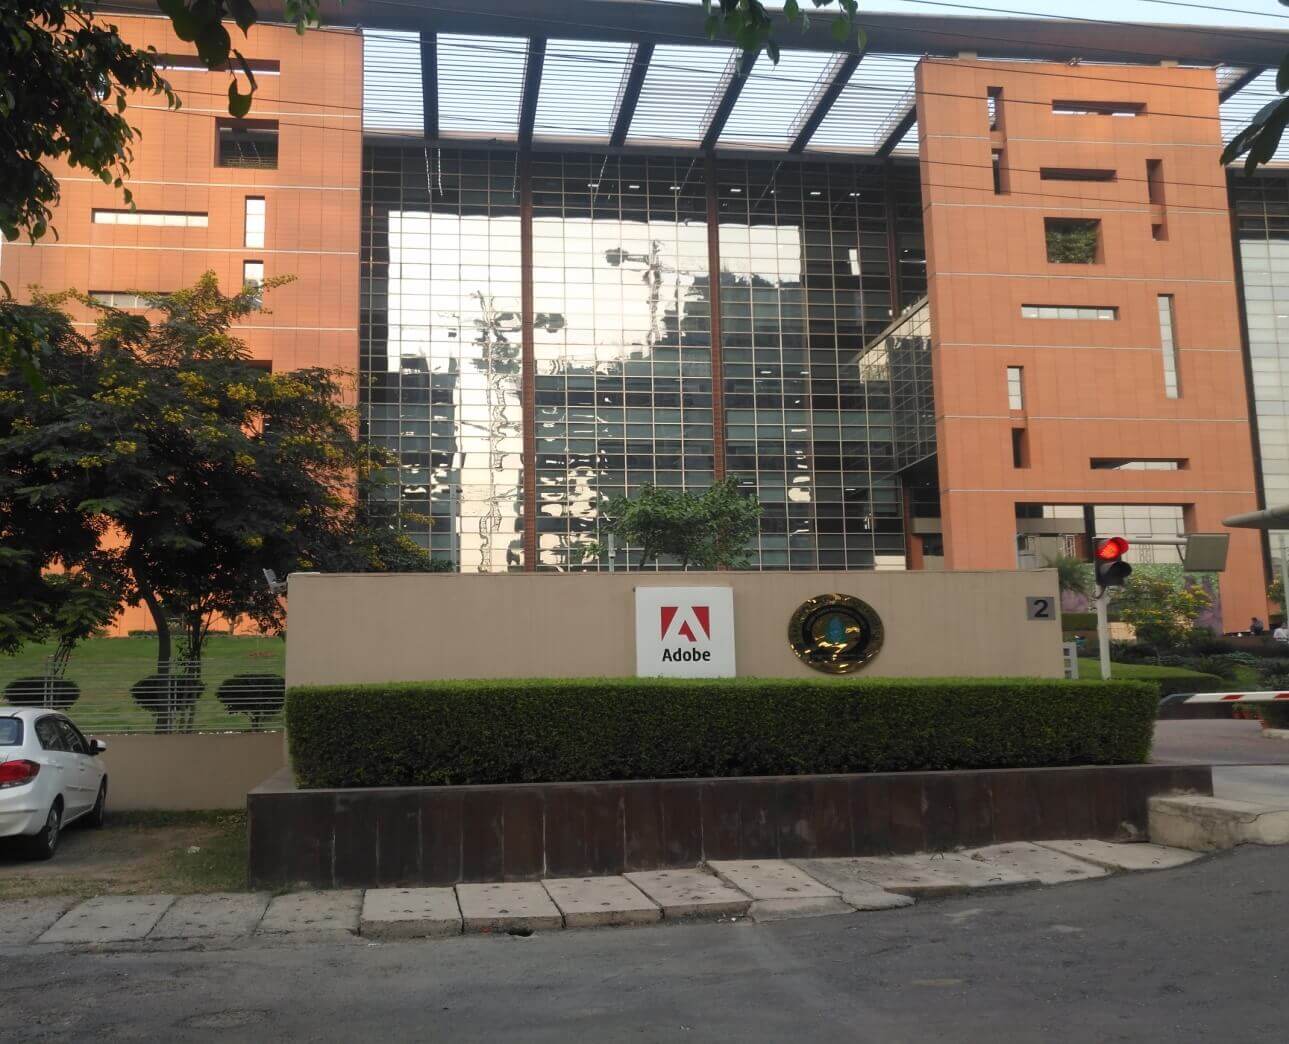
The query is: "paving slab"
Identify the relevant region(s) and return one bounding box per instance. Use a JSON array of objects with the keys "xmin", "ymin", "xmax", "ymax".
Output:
[
  {"xmin": 964, "ymin": 842, "xmax": 1110, "ymax": 885},
  {"xmin": 0, "ymin": 898, "xmax": 79, "ymax": 944},
  {"xmin": 360, "ymin": 888, "xmax": 462, "ymax": 940},
  {"xmin": 708, "ymin": 860, "xmax": 839, "ymax": 901},
  {"xmin": 257, "ymin": 891, "xmax": 362, "ymax": 938},
  {"xmin": 542, "ymin": 877, "xmax": 660, "ymax": 928},
  {"xmin": 624, "ymin": 869, "xmax": 751, "ymax": 920},
  {"xmin": 150, "ymin": 893, "xmax": 270, "ymax": 940},
  {"xmin": 809, "ymin": 854, "xmax": 1032, "ymax": 897},
  {"xmin": 1036, "ymin": 839, "xmax": 1202, "ymax": 872},
  {"xmin": 747, "ymin": 897, "xmax": 855, "ymax": 923},
  {"xmin": 790, "ymin": 860, "xmax": 916, "ymax": 910},
  {"xmin": 456, "ymin": 883, "xmax": 564, "ymax": 933},
  {"xmin": 37, "ymin": 895, "xmax": 175, "ymax": 944},
  {"xmin": 1149, "ymin": 794, "xmax": 1289, "ymax": 851}
]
